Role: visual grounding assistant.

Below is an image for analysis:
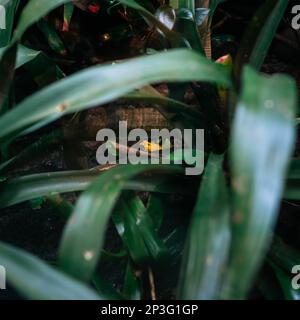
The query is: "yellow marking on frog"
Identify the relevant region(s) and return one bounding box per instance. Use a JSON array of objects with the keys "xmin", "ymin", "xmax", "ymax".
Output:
[{"xmin": 140, "ymin": 141, "xmax": 163, "ymax": 152}]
